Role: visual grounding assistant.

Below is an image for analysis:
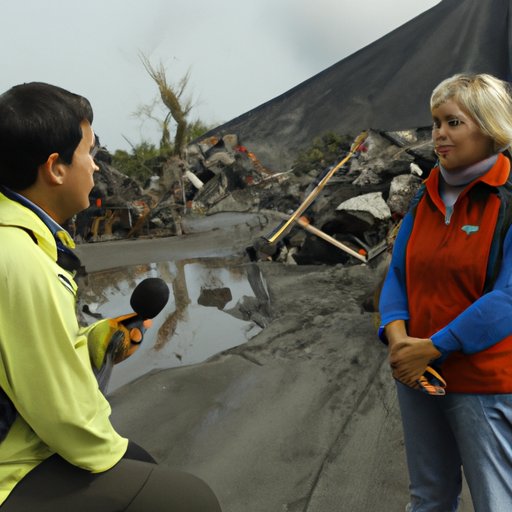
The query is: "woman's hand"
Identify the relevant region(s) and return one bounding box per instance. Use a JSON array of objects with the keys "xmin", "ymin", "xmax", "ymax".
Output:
[
  {"xmin": 384, "ymin": 320, "xmax": 441, "ymax": 388},
  {"xmin": 389, "ymin": 338, "xmax": 441, "ymax": 388}
]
